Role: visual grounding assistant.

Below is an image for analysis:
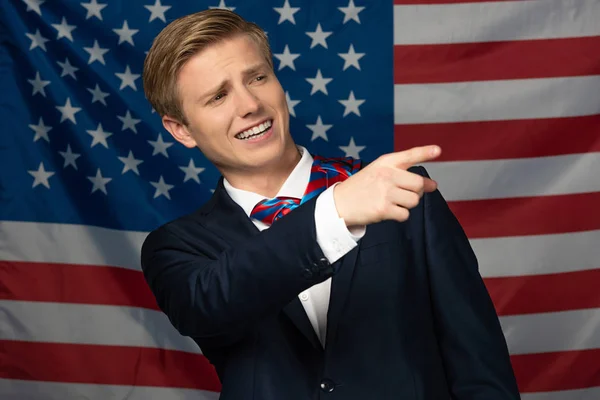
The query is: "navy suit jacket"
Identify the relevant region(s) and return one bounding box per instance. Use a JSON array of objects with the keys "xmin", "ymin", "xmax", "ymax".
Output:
[{"xmin": 141, "ymin": 166, "xmax": 520, "ymax": 400}]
